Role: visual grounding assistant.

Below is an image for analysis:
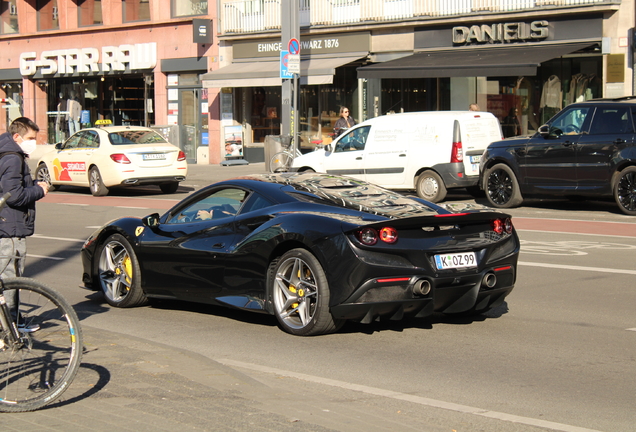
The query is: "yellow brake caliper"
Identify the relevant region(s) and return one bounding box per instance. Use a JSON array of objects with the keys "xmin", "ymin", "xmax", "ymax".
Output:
[{"xmin": 122, "ymin": 255, "xmax": 133, "ymax": 290}]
